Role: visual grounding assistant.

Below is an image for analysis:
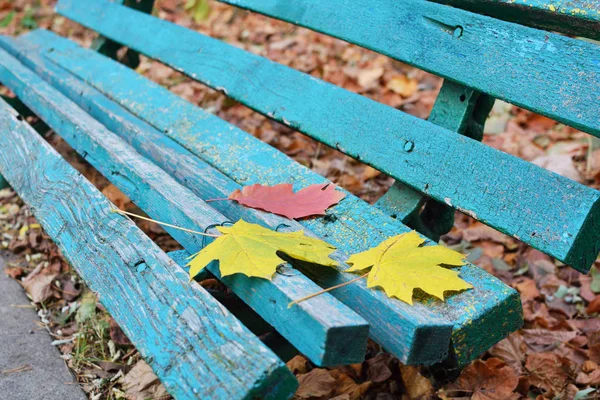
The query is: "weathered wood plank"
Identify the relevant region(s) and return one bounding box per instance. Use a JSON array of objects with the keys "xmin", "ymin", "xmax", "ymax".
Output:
[
  {"xmin": 13, "ymin": 31, "xmax": 524, "ymax": 365},
  {"xmin": 0, "ymin": 98, "xmax": 297, "ymax": 400},
  {"xmin": 167, "ymin": 250, "xmax": 278, "ymax": 340},
  {"xmin": 210, "ymin": 0, "xmax": 600, "ymax": 137},
  {"xmin": 0, "ymin": 46, "xmax": 369, "ymax": 367},
  {"xmin": 431, "ymin": 0, "xmax": 600, "ymax": 40},
  {"xmin": 90, "ymin": 0, "xmax": 155, "ymax": 69},
  {"xmin": 168, "ymin": 250, "xmax": 300, "ymax": 361},
  {"xmin": 0, "ymin": 36, "xmax": 455, "ymax": 365},
  {"xmin": 35, "ymin": 1, "xmax": 600, "ymax": 272}
]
